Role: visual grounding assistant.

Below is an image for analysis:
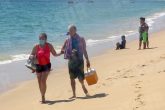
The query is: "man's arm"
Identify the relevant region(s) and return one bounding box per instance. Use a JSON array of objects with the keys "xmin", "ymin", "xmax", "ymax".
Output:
[
  {"xmin": 145, "ymin": 23, "xmax": 149, "ymax": 33},
  {"xmin": 82, "ymin": 38, "xmax": 90, "ymax": 67},
  {"xmin": 60, "ymin": 39, "xmax": 67, "ymax": 54}
]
